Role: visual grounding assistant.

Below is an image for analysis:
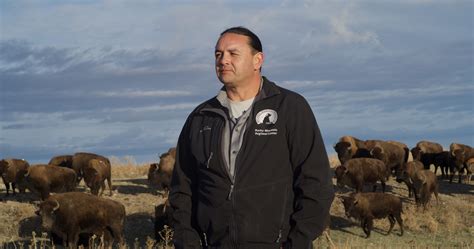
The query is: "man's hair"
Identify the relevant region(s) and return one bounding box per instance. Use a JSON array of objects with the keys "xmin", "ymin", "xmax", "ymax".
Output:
[{"xmin": 220, "ymin": 26, "xmax": 262, "ymax": 54}]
